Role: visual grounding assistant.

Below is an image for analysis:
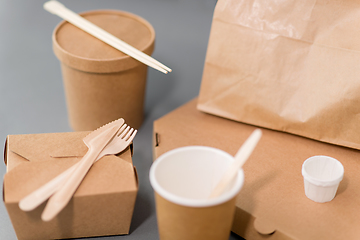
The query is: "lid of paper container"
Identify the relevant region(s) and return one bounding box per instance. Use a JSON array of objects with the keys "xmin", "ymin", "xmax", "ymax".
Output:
[{"xmin": 53, "ymin": 10, "xmax": 155, "ymax": 73}]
